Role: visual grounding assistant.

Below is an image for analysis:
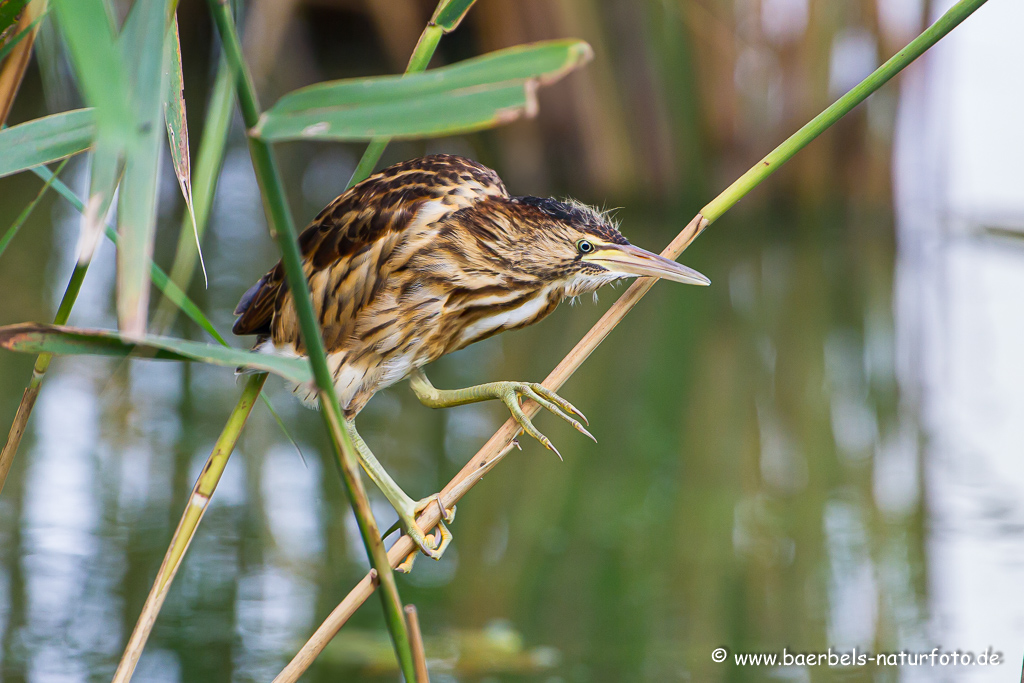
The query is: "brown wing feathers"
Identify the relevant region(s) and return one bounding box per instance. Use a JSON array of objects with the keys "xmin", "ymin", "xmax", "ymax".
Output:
[{"xmin": 231, "ymin": 154, "xmax": 508, "ymax": 342}]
